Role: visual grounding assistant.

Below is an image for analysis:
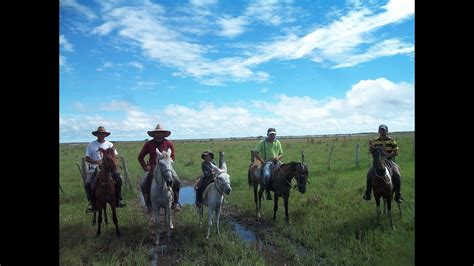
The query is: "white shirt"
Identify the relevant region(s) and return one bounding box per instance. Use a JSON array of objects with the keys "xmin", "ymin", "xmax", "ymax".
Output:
[{"xmin": 85, "ymin": 140, "xmax": 117, "ymax": 170}]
